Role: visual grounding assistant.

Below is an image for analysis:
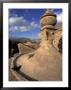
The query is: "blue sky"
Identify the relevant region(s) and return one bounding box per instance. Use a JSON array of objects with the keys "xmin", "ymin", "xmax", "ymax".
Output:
[{"xmin": 9, "ymin": 9, "xmax": 62, "ymax": 39}]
